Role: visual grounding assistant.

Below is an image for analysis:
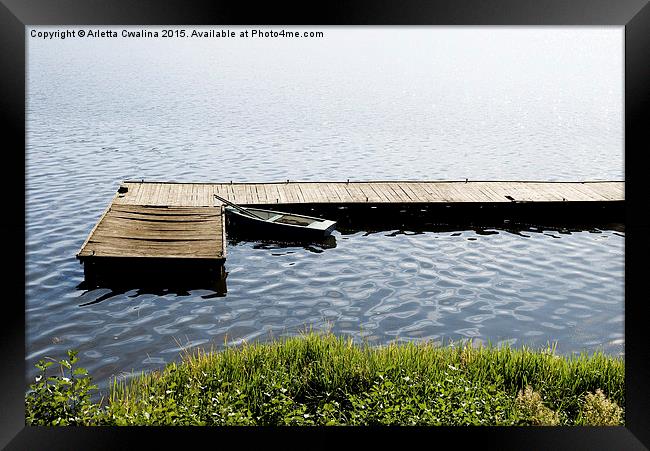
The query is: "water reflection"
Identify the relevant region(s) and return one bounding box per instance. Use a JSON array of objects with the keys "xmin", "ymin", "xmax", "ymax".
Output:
[
  {"xmin": 76, "ymin": 265, "xmax": 228, "ymax": 305},
  {"xmin": 338, "ymin": 222, "xmax": 623, "ymax": 237},
  {"xmin": 227, "ymin": 234, "xmax": 337, "ymax": 253}
]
